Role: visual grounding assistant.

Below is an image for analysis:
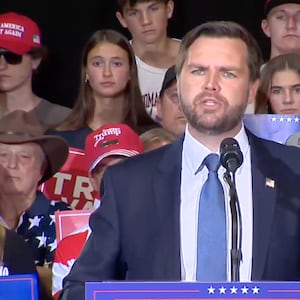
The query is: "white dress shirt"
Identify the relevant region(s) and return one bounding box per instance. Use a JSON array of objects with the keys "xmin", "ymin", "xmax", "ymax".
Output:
[{"xmin": 180, "ymin": 124, "xmax": 253, "ymax": 281}]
